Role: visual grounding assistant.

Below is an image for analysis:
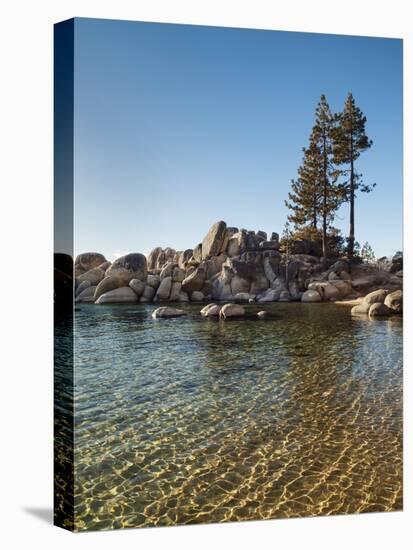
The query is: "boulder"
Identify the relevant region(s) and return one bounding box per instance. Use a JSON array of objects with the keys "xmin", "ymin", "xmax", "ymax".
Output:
[
  {"xmin": 139, "ymin": 296, "xmax": 150, "ymax": 303},
  {"xmin": 178, "ymin": 291, "xmax": 189, "ymax": 302},
  {"xmin": 75, "ymin": 285, "xmax": 97, "ymax": 303},
  {"xmin": 202, "ymin": 221, "xmax": 227, "ymax": 259},
  {"xmin": 231, "ymin": 275, "xmax": 250, "ymax": 295},
  {"xmin": 200, "ymin": 303, "xmax": 221, "ymax": 317},
  {"xmin": 250, "ymin": 272, "xmax": 269, "ymax": 295},
  {"xmin": 363, "ymin": 288, "xmax": 389, "ymax": 305},
  {"xmin": 270, "ymin": 232, "xmax": 279, "ymax": 242},
  {"xmin": 234, "ymin": 292, "xmax": 252, "ymax": 303},
  {"xmin": 75, "ymin": 279, "xmax": 91, "ymax": 297},
  {"xmin": 96, "ymin": 286, "xmax": 138, "ymax": 304},
  {"xmin": 227, "ymin": 235, "xmax": 241, "ymax": 257},
  {"xmin": 169, "ymin": 281, "xmax": 182, "ymax": 301},
  {"xmin": 147, "ymin": 247, "xmax": 162, "ymax": 271},
  {"xmin": 301, "ymin": 289, "xmax": 322, "ymax": 303},
  {"xmin": 146, "ymin": 274, "xmax": 161, "ymax": 289},
  {"xmin": 384, "ymin": 289, "xmax": 402, "ymax": 313},
  {"xmin": 193, "ymin": 243, "xmax": 203, "ymax": 263},
  {"xmin": 152, "ymin": 307, "xmax": 187, "ymax": 319},
  {"xmin": 94, "ymin": 274, "xmax": 132, "ymax": 301},
  {"xmin": 77, "ymin": 267, "xmax": 105, "ymax": 286},
  {"xmin": 142, "ymin": 285, "xmax": 156, "ymax": 300},
  {"xmin": 263, "ymin": 256, "xmax": 280, "ymax": 283},
  {"xmin": 206, "ymin": 254, "xmax": 227, "ymax": 279},
  {"xmin": 329, "ymin": 280, "xmax": 353, "ymax": 298},
  {"xmin": 259, "ymin": 241, "xmax": 279, "ymax": 250},
  {"xmin": 129, "ymin": 279, "xmax": 145, "ymax": 297},
  {"xmin": 257, "ymin": 289, "xmax": 280, "ymax": 303},
  {"xmin": 330, "ymin": 259, "xmax": 350, "ymax": 274},
  {"xmin": 155, "ymin": 276, "xmax": 172, "ymax": 301},
  {"xmin": 106, "ymin": 253, "xmax": 147, "ymax": 281},
  {"xmin": 177, "ymin": 249, "xmax": 193, "ymax": 269},
  {"xmin": 160, "ymin": 262, "xmax": 175, "ymax": 279},
  {"xmin": 369, "ymin": 302, "xmax": 392, "ymax": 318},
  {"xmin": 74, "ymin": 252, "xmax": 107, "ymax": 277},
  {"xmin": 351, "ymin": 303, "xmax": 370, "ymax": 316},
  {"xmin": 219, "ymin": 303, "xmax": 245, "ymax": 319},
  {"xmin": 181, "ymin": 265, "xmax": 207, "ymax": 293},
  {"xmin": 172, "ymin": 267, "xmax": 185, "ymax": 282},
  {"xmin": 191, "ymin": 291, "xmax": 205, "ymax": 302}
]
